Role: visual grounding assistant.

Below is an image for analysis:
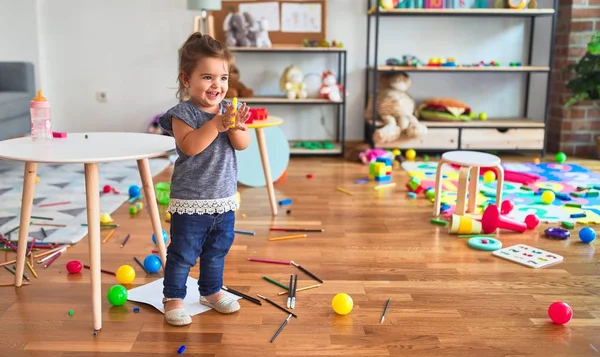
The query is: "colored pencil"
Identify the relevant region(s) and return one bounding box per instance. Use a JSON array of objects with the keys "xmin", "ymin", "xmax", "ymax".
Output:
[
  {"xmin": 248, "ymin": 258, "xmax": 290, "ymax": 265},
  {"xmin": 287, "ymin": 275, "xmax": 293, "ymax": 309},
  {"xmin": 43, "ymin": 252, "xmax": 62, "ymax": 268},
  {"xmin": 0, "ymin": 282, "xmax": 29, "ymax": 287},
  {"xmin": 83, "ymin": 265, "xmax": 116, "ymax": 276},
  {"xmin": 31, "ymin": 222, "xmax": 66, "ymax": 227},
  {"xmin": 41, "ymin": 227, "xmax": 47, "ymax": 238},
  {"xmin": 120, "ymin": 234, "xmax": 130, "ymax": 248},
  {"xmin": 336, "ymin": 187, "xmax": 353, "ymax": 195},
  {"xmin": 81, "ymin": 223, "xmax": 120, "ymax": 228},
  {"xmin": 380, "ymin": 298, "xmax": 391, "ymax": 324},
  {"xmin": 290, "ymin": 261, "xmax": 323, "ymax": 283},
  {"xmin": 102, "ymin": 229, "xmax": 115, "ymax": 243},
  {"xmin": 3, "ymin": 226, "xmax": 19, "ymax": 236},
  {"xmin": 0, "ymin": 259, "xmax": 17, "ymax": 268},
  {"xmin": 291, "ymin": 274, "xmax": 298, "ymax": 309},
  {"xmin": 37, "ymin": 246, "xmax": 68, "ymax": 263},
  {"xmin": 270, "ymin": 314, "xmax": 292, "ymax": 343},
  {"xmin": 262, "ymin": 276, "xmax": 288, "ymax": 290},
  {"xmin": 268, "ymin": 234, "xmax": 307, "ymax": 242},
  {"xmin": 277, "ymin": 283, "xmax": 321, "ymax": 296},
  {"xmin": 4, "ymin": 266, "xmax": 29, "ymax": 281},
  {"xmin": 222, "ymin": 286, "xmax": 262, "ymax": 305},
  {"xmin": 26, "ymin": 261, "xmax": 38, "ymax": 278},
  {"xmin": 30, "ymin": 216, "xmax": 53, "ymax": 220},
  {"xmin": 256, "ymin": 294, "xmax": 297, "ymax": 318},
  {"xmin": 234, "ymin": 230, "xmax": 255, "ymax": 236},
  {"xmin": 134, "ymin": 257, "xmax": 150, "ymax": 274},
  {"xmin": 38, "ymin": 201, "xmax": 71, "ymax": 208},
  {"xmin": 0, "ymin": 236, "xmax": 18, "ymax": 253},
  {"xmin": 270, "ymin": 228, "xmax": 324, "ymax": 232},
  {"xmin": 34, "ymin": 244, "xmax": 69, "ymax": 258}
]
